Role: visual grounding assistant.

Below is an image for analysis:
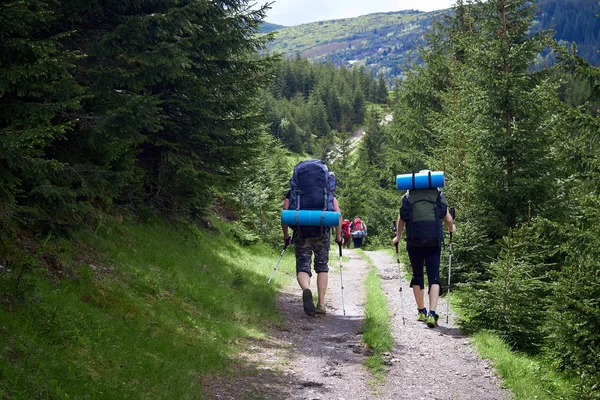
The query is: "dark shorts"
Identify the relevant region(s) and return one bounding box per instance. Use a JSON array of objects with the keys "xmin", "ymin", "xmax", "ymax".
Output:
[
  {"xmin": 406, "ymin": 245, "xmax": 441, "ymax": 291},
  {"xmin": 293, "ymin": 233, "xmax": 330, "ymax": 277}
]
